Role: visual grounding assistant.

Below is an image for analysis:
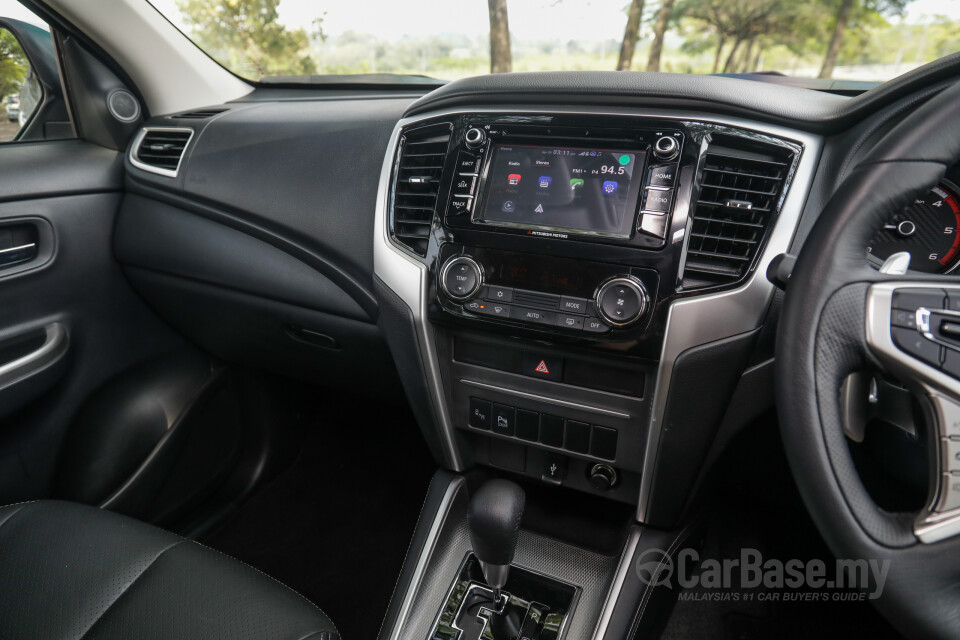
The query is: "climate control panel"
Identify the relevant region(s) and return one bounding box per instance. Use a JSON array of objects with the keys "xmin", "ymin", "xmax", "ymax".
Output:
[{"xmin": 435, "ymin": 244, "xmax": 659, "ymax": 337}]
